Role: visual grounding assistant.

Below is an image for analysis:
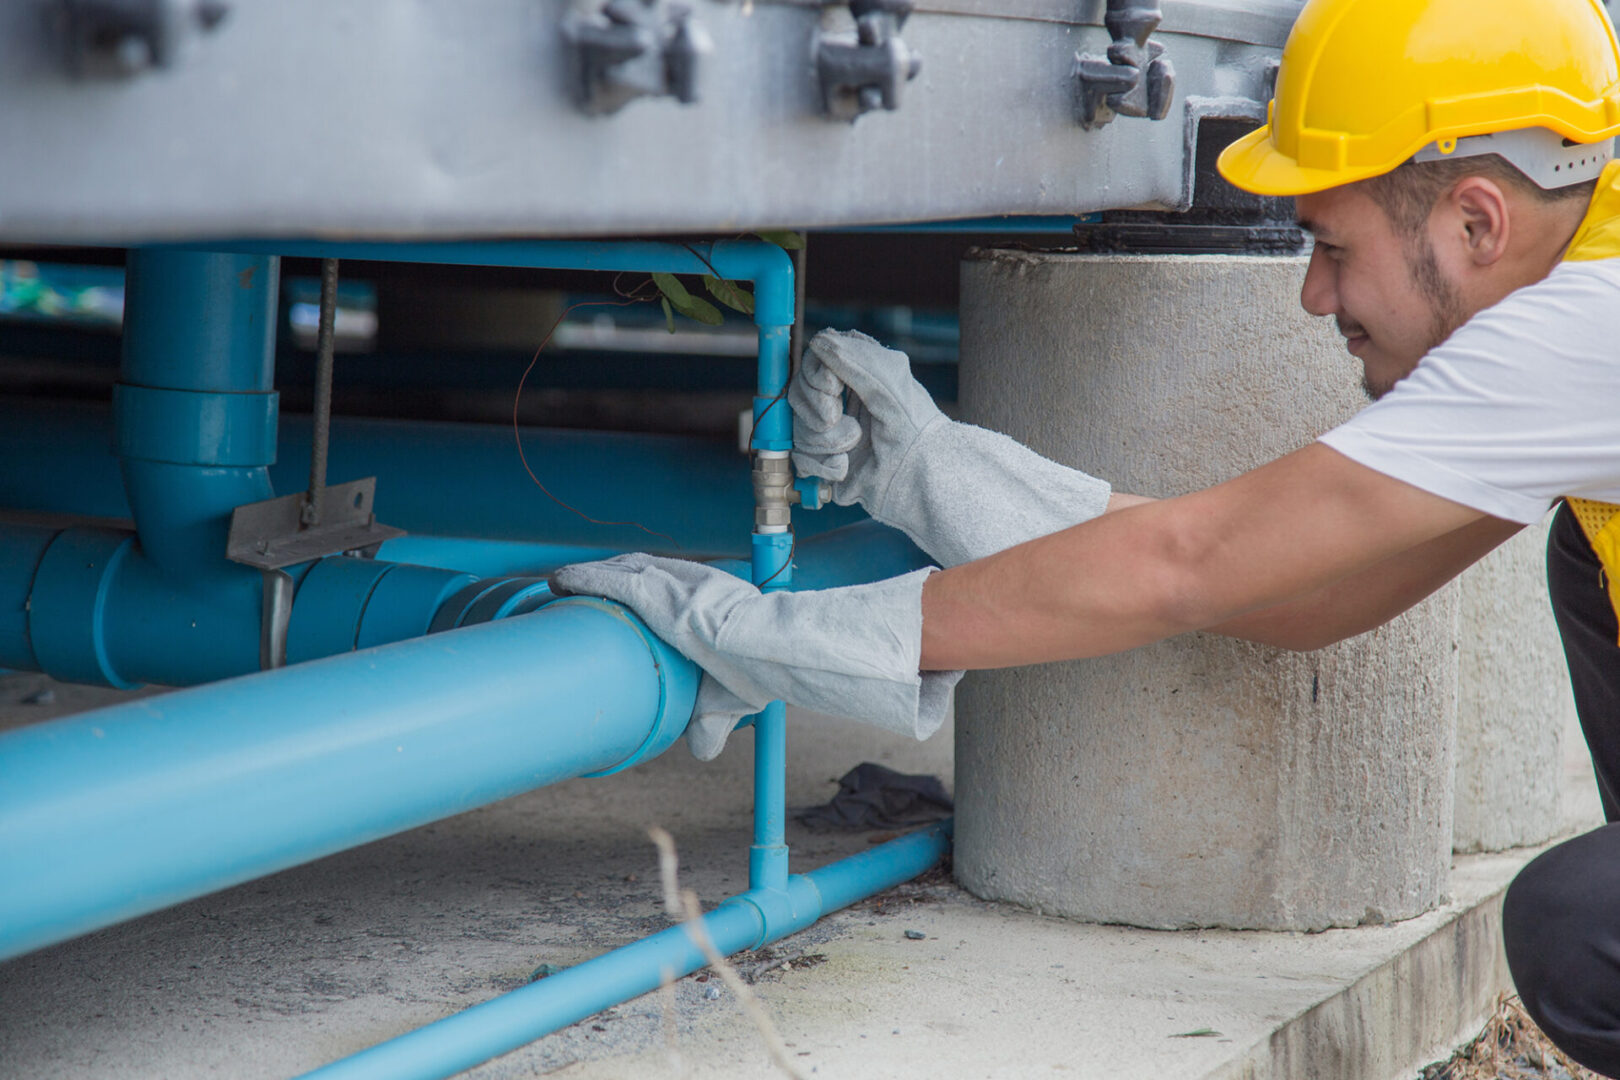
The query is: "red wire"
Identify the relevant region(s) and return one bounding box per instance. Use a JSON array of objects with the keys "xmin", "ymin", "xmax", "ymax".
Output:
[{"xmin": 513, "ymin": 289, "xmax": 681, "ymax": 550}]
